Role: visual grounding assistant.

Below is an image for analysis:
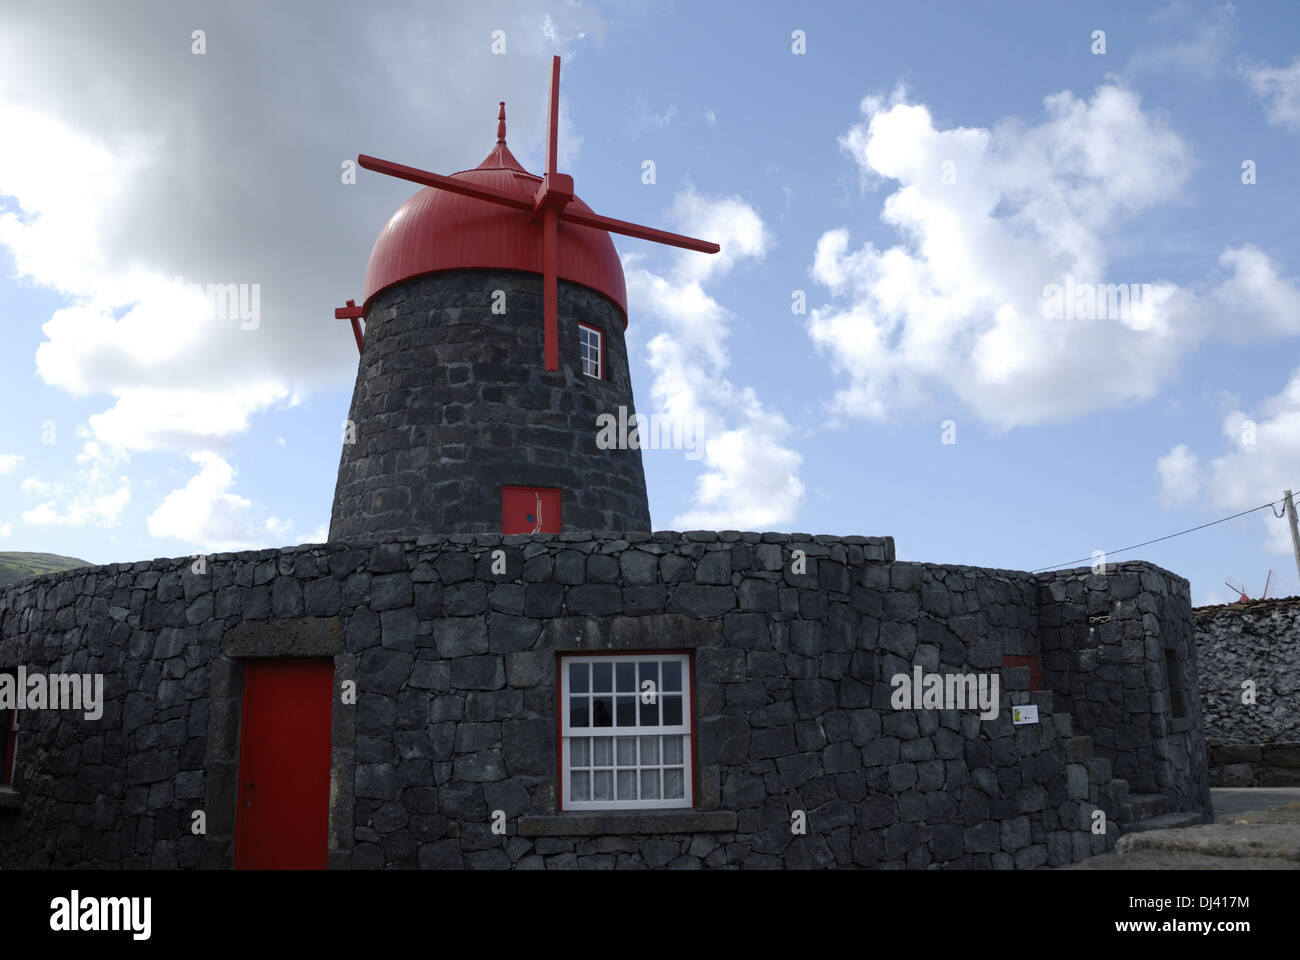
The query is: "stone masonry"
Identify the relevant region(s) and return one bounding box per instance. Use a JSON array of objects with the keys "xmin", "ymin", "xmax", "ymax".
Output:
[
  {"xmin": 0, "ymin": 532, "xmax": 1210, "ymax": 869},
  {"xmin": 330, "ymin": 271, "xmax": 652, "ymax": 540},
  {"xmin": 1194, "ymin": 597, "xmax": 1300, "ymax": 786}
]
